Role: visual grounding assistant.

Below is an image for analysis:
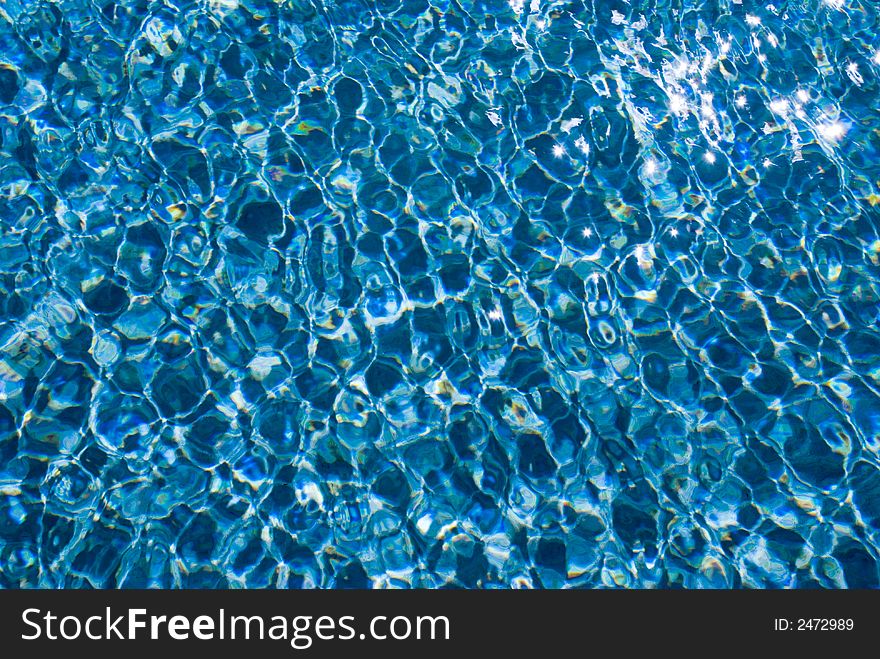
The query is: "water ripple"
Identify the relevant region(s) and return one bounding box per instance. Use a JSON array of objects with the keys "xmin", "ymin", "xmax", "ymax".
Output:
[{"xmin": 0, "ymin": 0, "xmax": 879, "ymax": 588}]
